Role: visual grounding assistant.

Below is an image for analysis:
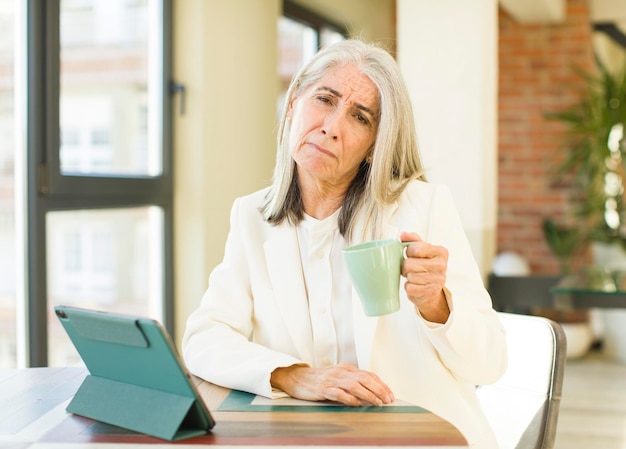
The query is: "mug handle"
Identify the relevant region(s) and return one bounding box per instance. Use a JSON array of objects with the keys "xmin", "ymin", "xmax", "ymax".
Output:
[{"xmin": 400, "ymin": 241, "xmax": 411, "ymax": 259}]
